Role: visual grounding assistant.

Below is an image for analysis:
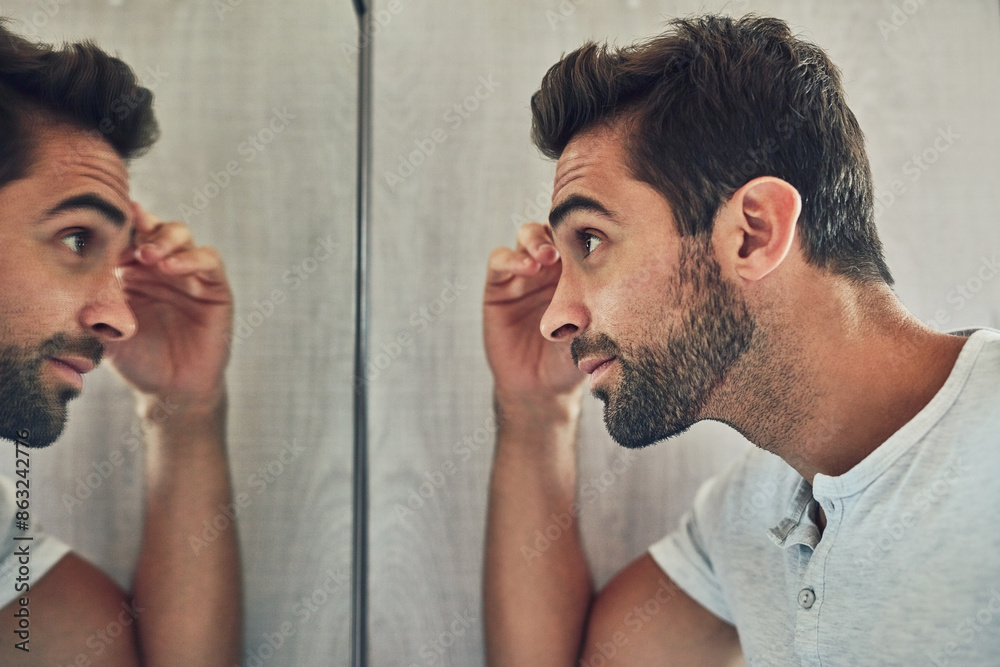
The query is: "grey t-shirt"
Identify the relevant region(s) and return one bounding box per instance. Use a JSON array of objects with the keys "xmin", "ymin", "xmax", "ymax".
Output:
[
  {"xmin": 0, "ymin": 474, "xmax": 71, "ymax": 609},
  {"xmin": 650, "ymin": 329, "xmax": 1000, "ymax": 666}
]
